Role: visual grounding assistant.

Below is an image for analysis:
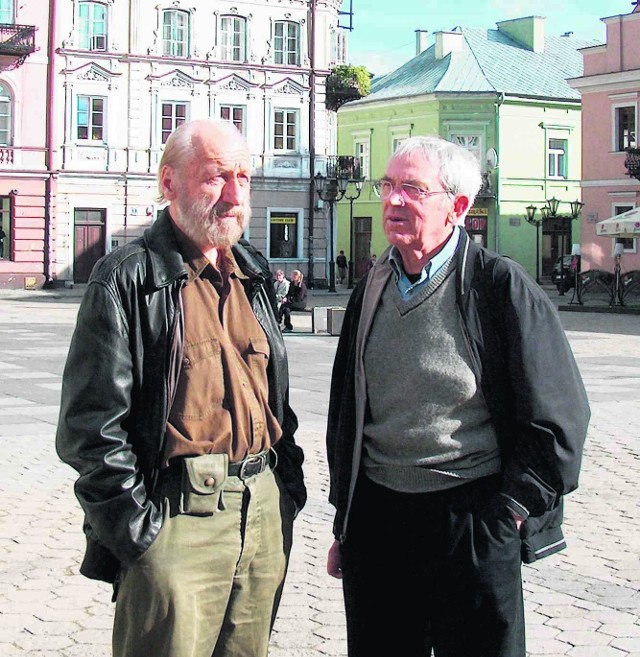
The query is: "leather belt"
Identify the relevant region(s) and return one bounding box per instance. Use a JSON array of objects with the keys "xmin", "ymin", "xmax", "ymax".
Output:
[{"xmin": 228, "ymin": 451, "xmax": 270, "ymax": 481}]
